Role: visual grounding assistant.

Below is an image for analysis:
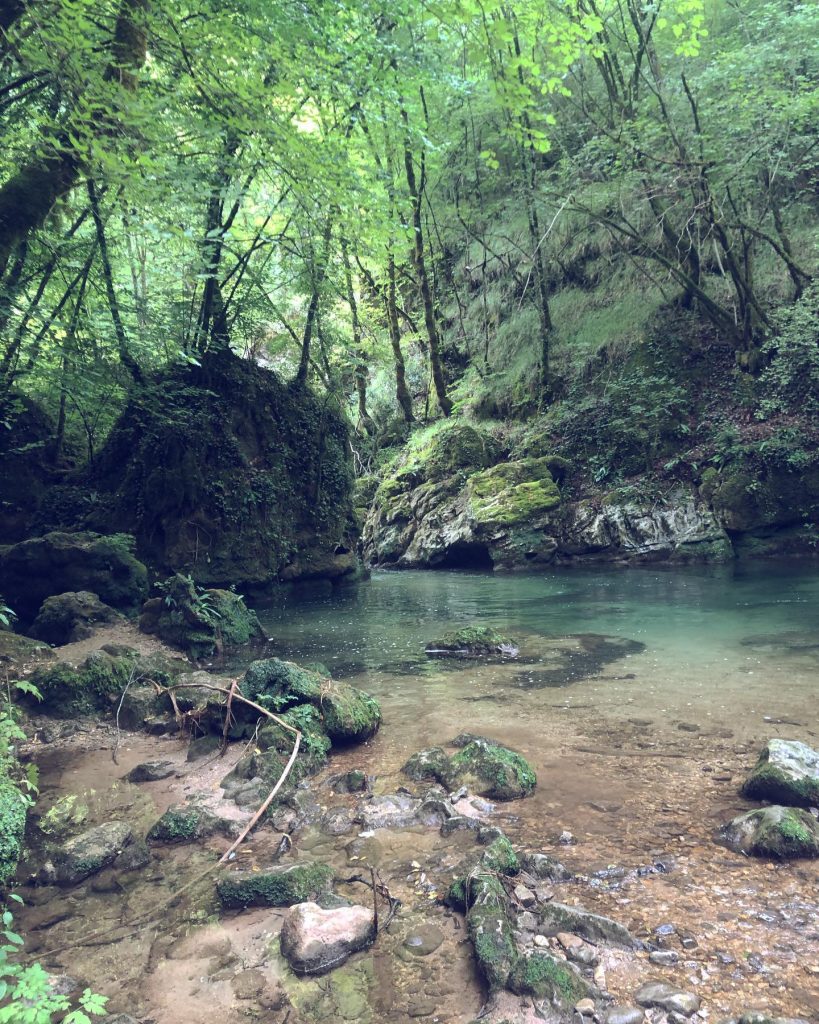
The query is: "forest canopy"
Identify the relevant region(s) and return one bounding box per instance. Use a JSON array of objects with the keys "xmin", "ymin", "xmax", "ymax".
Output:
[{"xmin": 0, "ymin": 0, "xmax": 816, "ymax": 461}]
